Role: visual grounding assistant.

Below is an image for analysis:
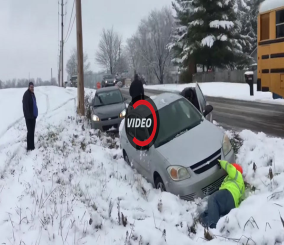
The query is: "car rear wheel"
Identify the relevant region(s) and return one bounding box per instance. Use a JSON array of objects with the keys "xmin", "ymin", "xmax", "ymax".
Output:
[{"xmin": 154, "ymin": 175, "xmax": 166, "ymax": 192}]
